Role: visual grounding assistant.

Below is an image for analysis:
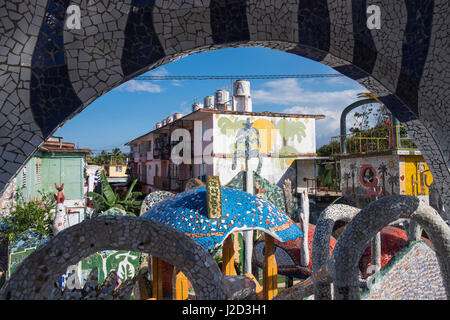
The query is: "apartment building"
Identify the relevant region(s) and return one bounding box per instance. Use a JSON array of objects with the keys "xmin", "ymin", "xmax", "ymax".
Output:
[{"xmin": 126, "ymin": 80, "xmax": 325, "ymax": 194}]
